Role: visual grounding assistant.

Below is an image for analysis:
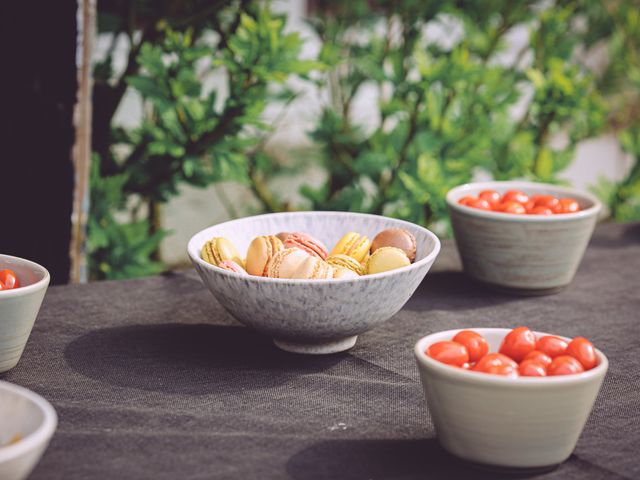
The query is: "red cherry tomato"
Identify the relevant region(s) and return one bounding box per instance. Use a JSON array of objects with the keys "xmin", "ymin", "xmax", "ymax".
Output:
[
  {"xmin": 478, "ymin": 190, "xmax": 501, "ymax": 206},
  {"xmin": 499, "ymin": 201, "xmax": 526, "ymax": 214},
  {"xmin": 499, "ymin": 327, "xmax": 536, "ymax": 362},
  {"xmin": 565, "ymin": 337, "xmax": 598, "ymax": 370},
  {"xmin": 485, "ymin": 364, "xmax": 519, "ymax": 377},
  {"xmin": 530, "ymin": 206, "xmax": 553, "ymax": 215},
  {"xmin": 502, "ymin": 190, "xmax": 529, "ymax": 205},
  {"xmin": 458, "ymin": 196, "xmax": 476, "ymax": 206},
  {"xmin": 468, "ymin": 198, "xmax": 492, "ymax": 210},
  {"xmin": 474, "ymin": 353, "xmax": 518, "ymax": 373},
  {"xmin": 558, "ymin": 198, "xmax": 580, "ymax": 213},
  {"xmin": 548, "ymin": 355, "xmax": 585, "ymax": 376},
  {"xmin": 534, "ymin": 195, "xmax": 561, "ymax": 211},
  {"xmin": 452, "ymin": 330, "xmax": 489, "ymax": 363},
  {"xmin": 427, "ymin": 341, "xmax": 469, "ymax": 367},
  {"xmin": 0, "ymin": 270, "xmax": 20, "ymax": 289},
  {"xmin": 535, "ymin": 335, "xmax": 568, "ymax": 359},
  {"xmin": 518, "ymin": 360, "xmax": 547, "ymax": 377},
  {"xmin": 523, "ymin": 350, "xmax": 552, "ymax": 367},
  {"xmin": 0, "ymin": 281, "xmax": 6, "ymax": 291}
]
